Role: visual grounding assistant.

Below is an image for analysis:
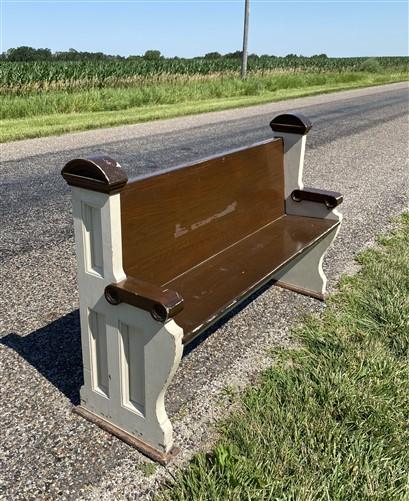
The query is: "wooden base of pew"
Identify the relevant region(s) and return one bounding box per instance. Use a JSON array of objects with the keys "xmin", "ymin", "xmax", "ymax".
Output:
[
  {"xmin": 73, "ymin": 406, "xmax": 180, "ymax": 465},
  {"xmin": 274, "ymin": 280, "xmax": 325, "ymax": 301}
]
